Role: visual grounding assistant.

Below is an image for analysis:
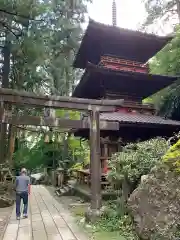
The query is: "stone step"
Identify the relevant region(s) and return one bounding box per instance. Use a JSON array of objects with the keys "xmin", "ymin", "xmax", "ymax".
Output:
[
  {"xmin": 55, "ymin": 185, "xmax": 72, "ymax": 197},
  {"xmin": 63, "ymin": 186, "xmax": 70, "ymax": 192},
  {"xmin": 60, "ymin": 188, "xmax": 66, "ymax": 194}
]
